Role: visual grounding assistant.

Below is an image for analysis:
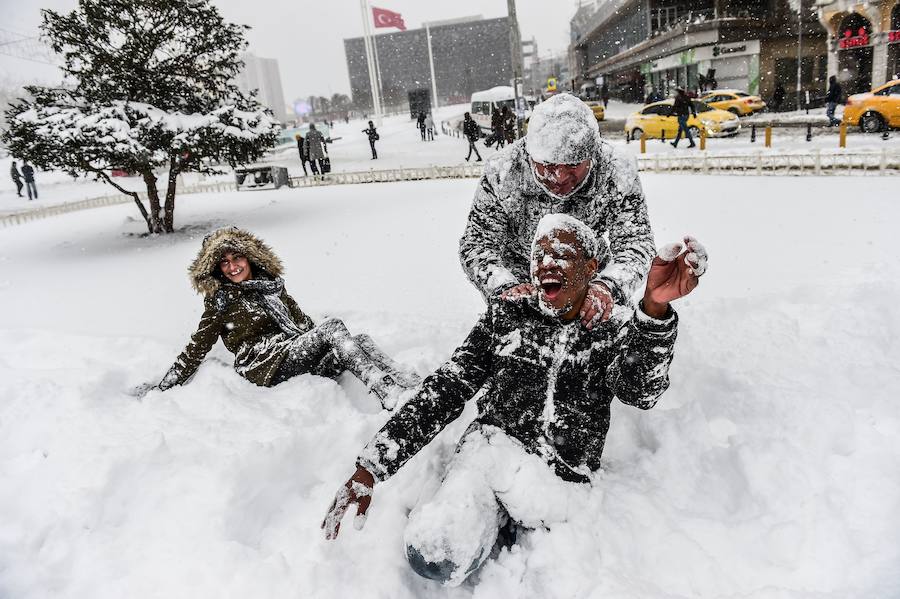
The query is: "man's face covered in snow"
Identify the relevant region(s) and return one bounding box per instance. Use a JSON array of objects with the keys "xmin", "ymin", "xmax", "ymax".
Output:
[
  {"xmin": 531, "ymin": 158, "xmax": 592, "ymax": 198},
  {"xmin": 531, "ymin": 229, "xmax": 598, "ymax": 319}
]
